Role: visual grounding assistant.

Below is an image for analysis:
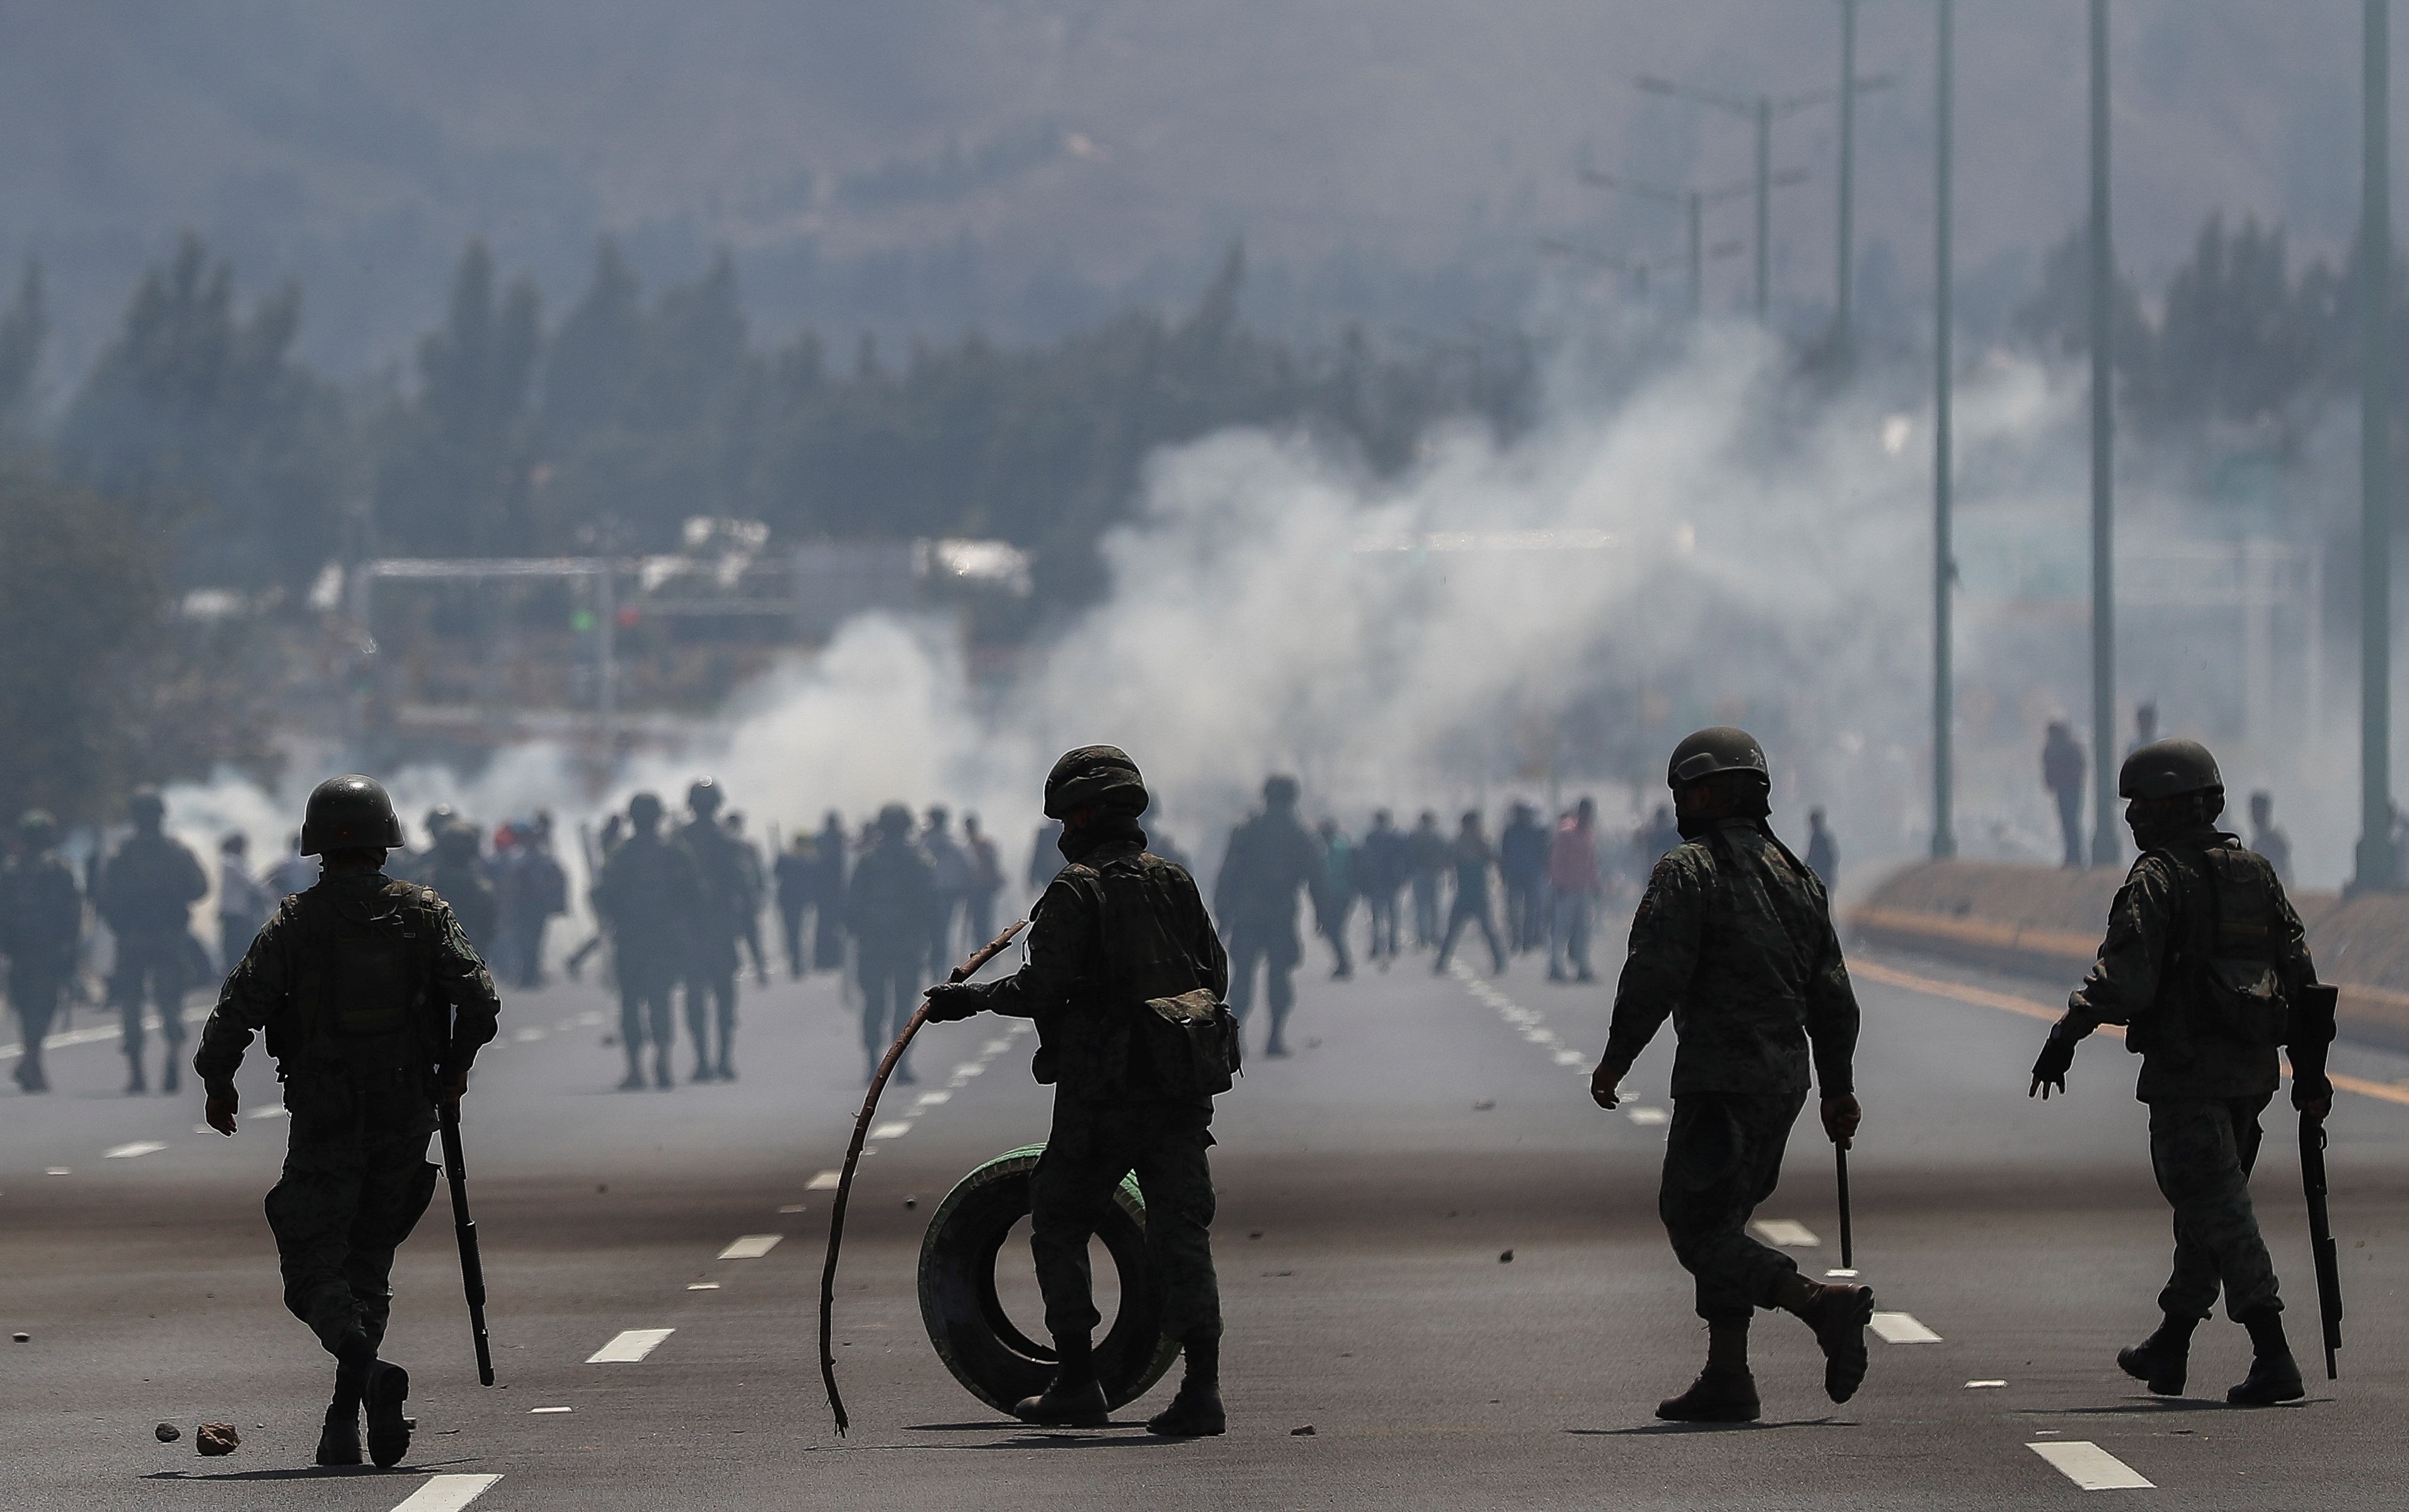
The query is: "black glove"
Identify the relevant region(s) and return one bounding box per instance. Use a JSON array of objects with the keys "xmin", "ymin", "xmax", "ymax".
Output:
[
  {"xmin": 2291, "ymin": 1072, "xmax": 2334, "ymax": 1114},
  {"xmin": 923, "ymin": 982, "xmax": 984, "ymax": 1022},
  {"xmin": 2028, "ymin": 1033, "xmax": 2076, "ymax": 1099}
]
